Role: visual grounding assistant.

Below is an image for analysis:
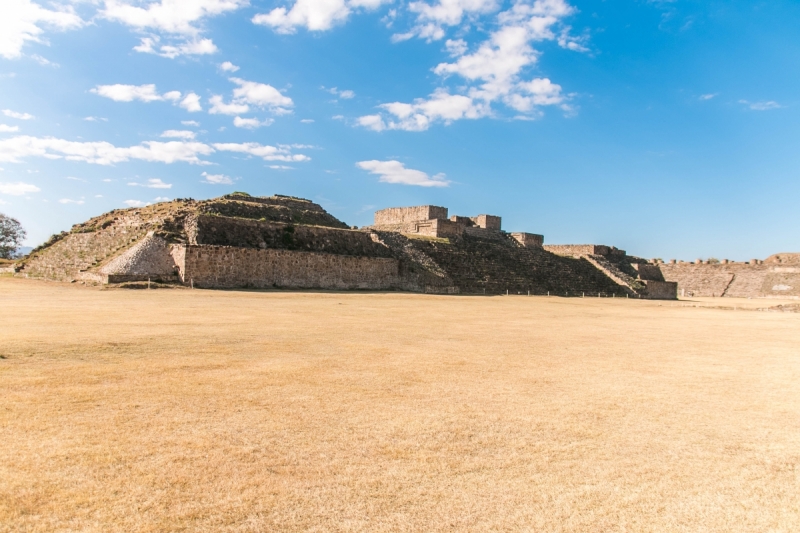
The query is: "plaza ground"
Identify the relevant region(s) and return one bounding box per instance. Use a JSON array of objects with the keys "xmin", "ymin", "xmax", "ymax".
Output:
[{"xmin": 1, "ymin": 278, "xmax": 798, "ymax": 532}]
